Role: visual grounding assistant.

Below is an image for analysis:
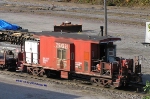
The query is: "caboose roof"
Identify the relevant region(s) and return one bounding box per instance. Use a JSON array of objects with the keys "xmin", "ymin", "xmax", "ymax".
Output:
[{"xmin": 35, "ymin": 31, "xmax": 121, "ymax": 43}]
